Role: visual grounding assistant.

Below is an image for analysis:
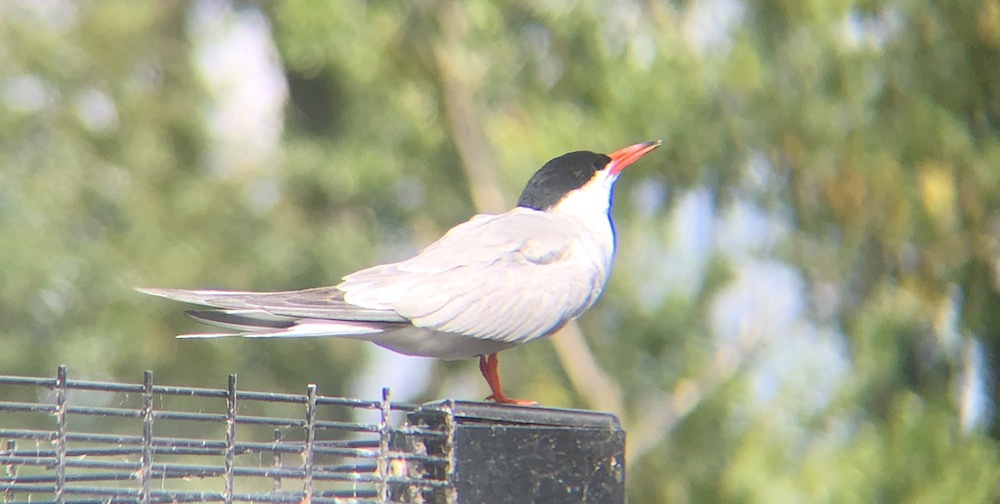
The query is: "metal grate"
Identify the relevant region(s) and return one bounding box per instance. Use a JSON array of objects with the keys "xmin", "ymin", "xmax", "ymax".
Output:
[{"xmin": 0, "ymin": 366, "xmax": 452, "ymax": 504}]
